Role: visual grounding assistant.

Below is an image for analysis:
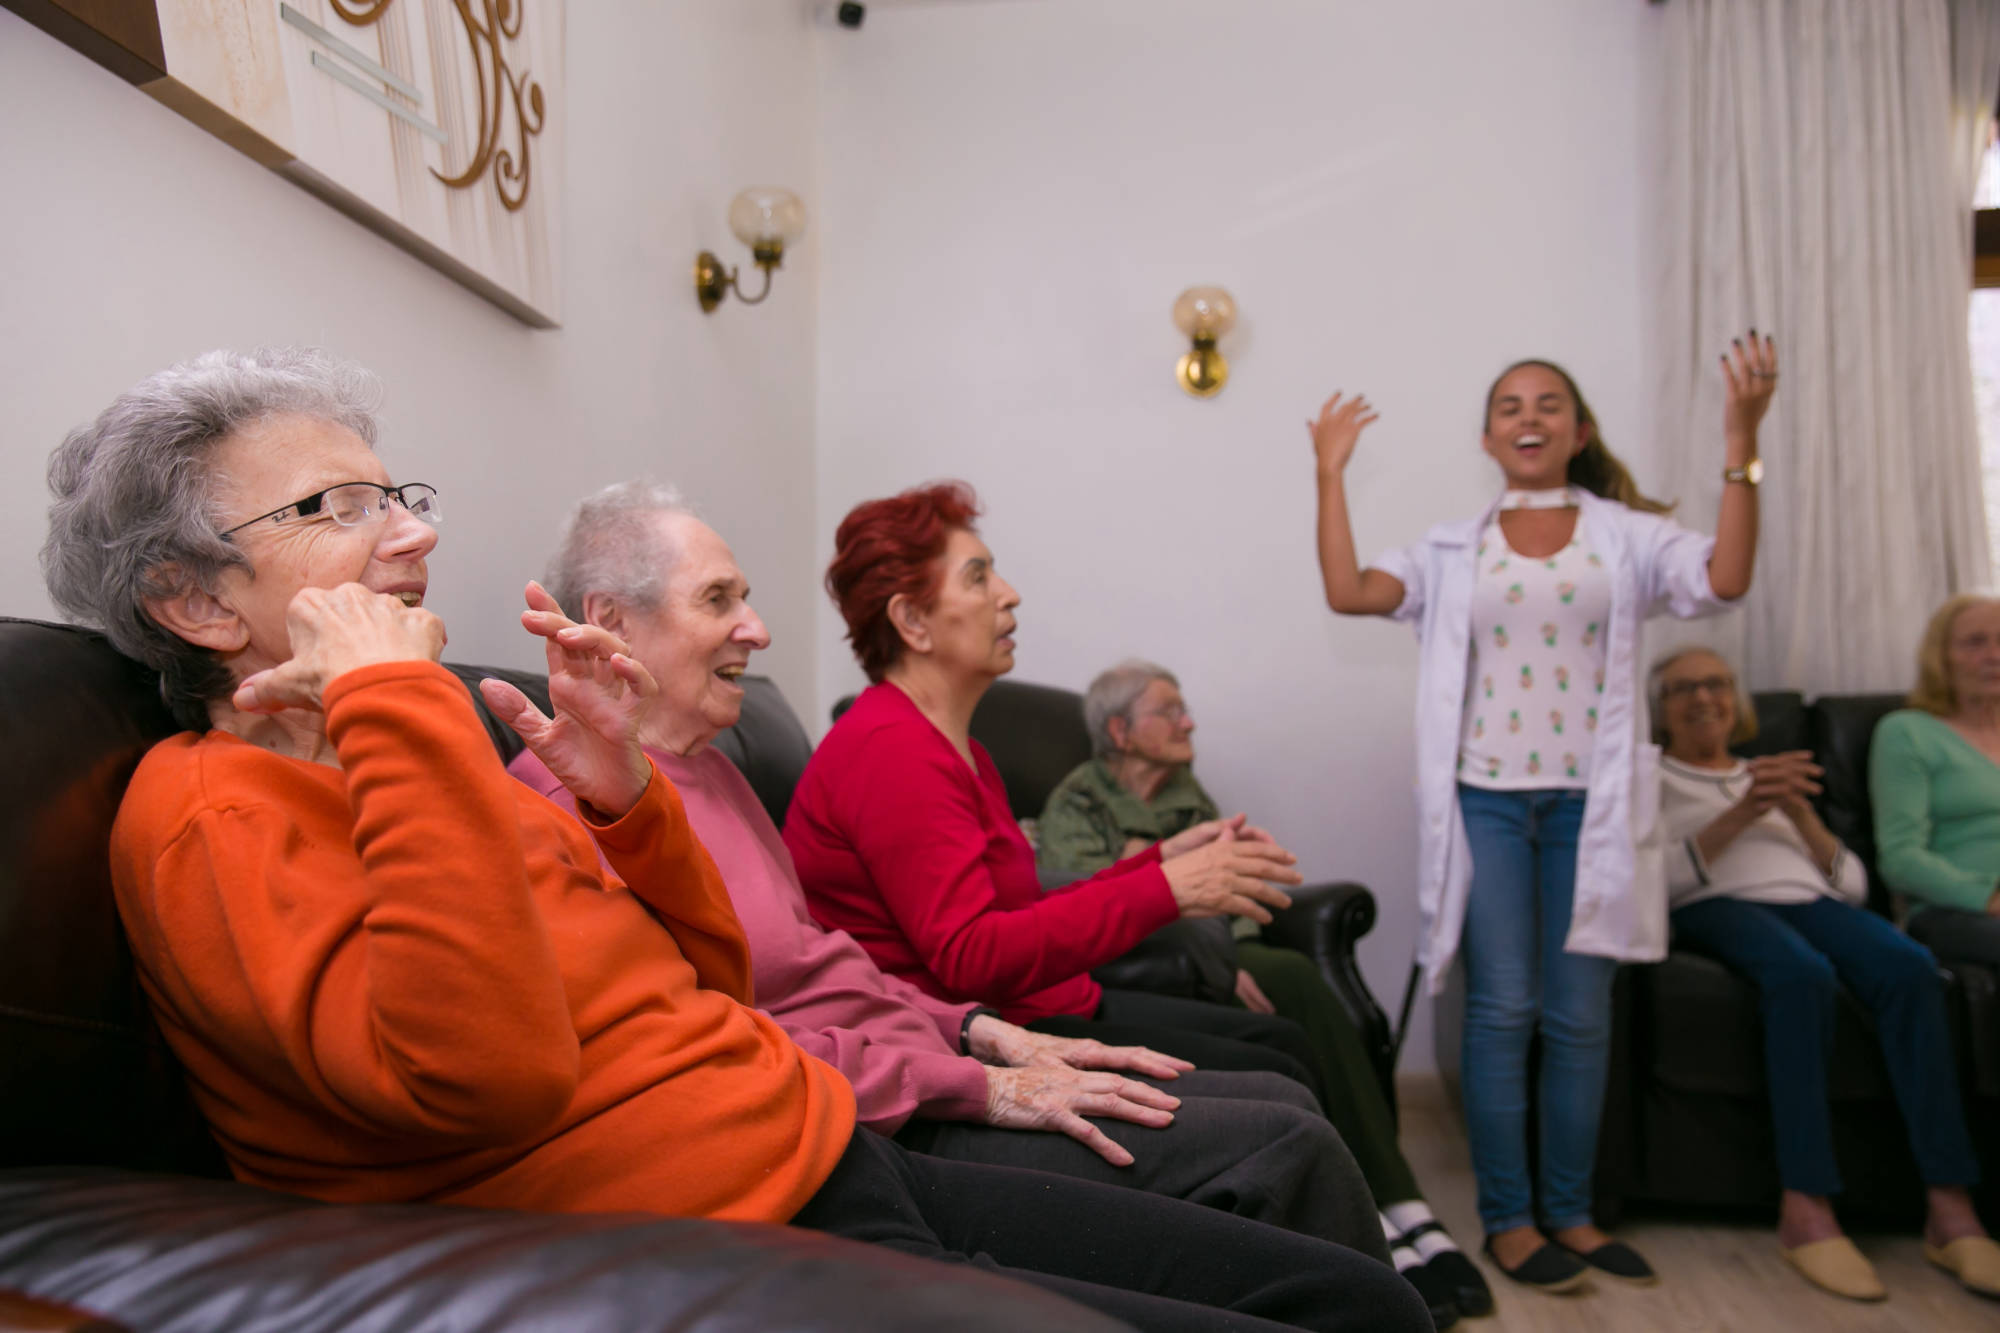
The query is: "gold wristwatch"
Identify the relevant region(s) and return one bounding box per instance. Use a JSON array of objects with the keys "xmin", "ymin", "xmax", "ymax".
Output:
[{"xmin": 1722, "ymin": 458, "xmax": 1763, "ymax": 487}]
